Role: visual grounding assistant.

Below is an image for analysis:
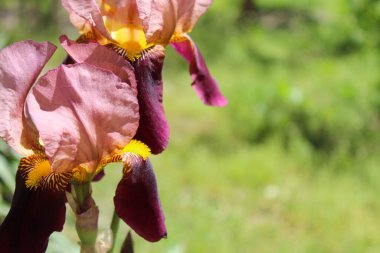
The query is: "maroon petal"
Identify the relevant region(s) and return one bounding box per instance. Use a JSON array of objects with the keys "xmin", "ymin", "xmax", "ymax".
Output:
[
  {"xmin": 0, "ymin": 170, "xmax": 66, "ymax": 253},
  {"xmin": 92, "ymin": 170, "xmax": 105, "ymax": 182},
  {"xmin": 171, "ymin": 35, "xmax": 227, "ymax": 106},
  {"xmin": 133, "ymin": 46, "xmax": 169, "ymax": 154},
  {"xmin": 114, "ymin": 158, "xmax": 166, "ymax": 242}
]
